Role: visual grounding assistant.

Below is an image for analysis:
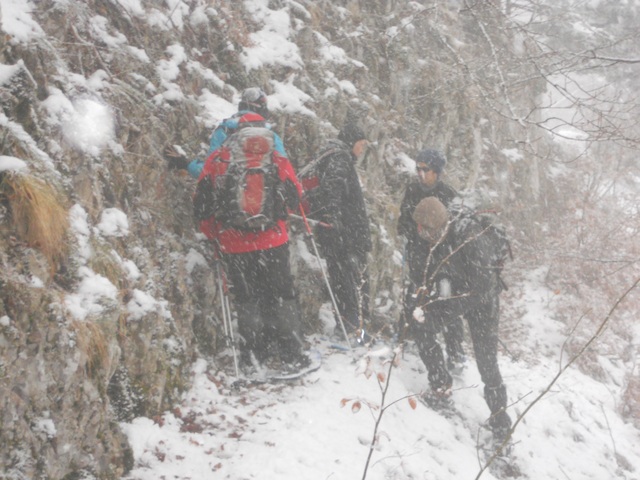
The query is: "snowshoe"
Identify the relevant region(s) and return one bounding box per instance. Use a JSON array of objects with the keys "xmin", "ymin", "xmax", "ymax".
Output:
[
  {"xmin": 232, "ymin": 350, "xmax": 322, "ymax": 387},
  {"xmin": 270, "ymin": 349, "xmax": 322, "ymax": 381}
]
